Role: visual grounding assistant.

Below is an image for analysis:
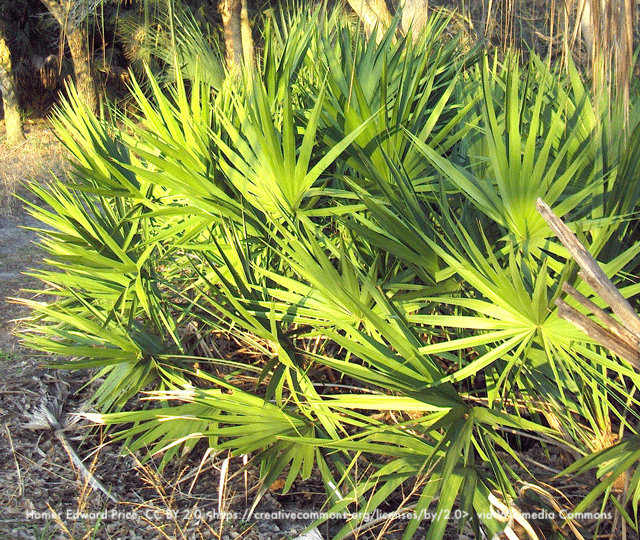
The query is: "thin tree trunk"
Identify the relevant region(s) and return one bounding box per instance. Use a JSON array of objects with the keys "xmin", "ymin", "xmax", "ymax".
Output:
[
  {"xmin": 41, "ymin": 0, "xmax": 98, "ymax": 113},
  {"xmin": 66, "ymin": 24, "xmax": 97, "ymax": 112},
  {"xmin": 578, "ymin": 0, "xmax": 594, "ymax": 55},
  {"xmin": 220, "ymin": 0, "xmax": 244, "ymax": 69},
  {"xmin": 240, "ymin": 0, "xmax": 254, "ymax": 67},
  {"xmin": 0, "ymin": 22, "xmax": 24, "ymax": 145}
]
